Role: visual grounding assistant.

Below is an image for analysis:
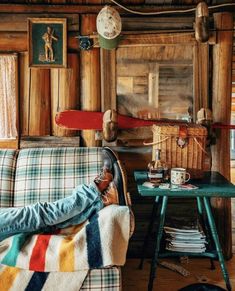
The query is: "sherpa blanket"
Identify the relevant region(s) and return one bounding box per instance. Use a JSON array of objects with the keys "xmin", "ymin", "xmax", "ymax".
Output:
[{"xmin": 0, "ymin": 205, "xmax": 131, "ymax": 272}]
